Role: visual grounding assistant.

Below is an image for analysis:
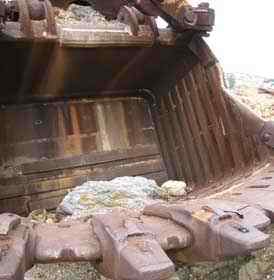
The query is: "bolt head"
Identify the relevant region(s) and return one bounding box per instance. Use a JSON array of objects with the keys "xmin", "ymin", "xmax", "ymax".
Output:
[{"xmin": 262, "ymin": 133, "xmax": 271, "ymax": 142}]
